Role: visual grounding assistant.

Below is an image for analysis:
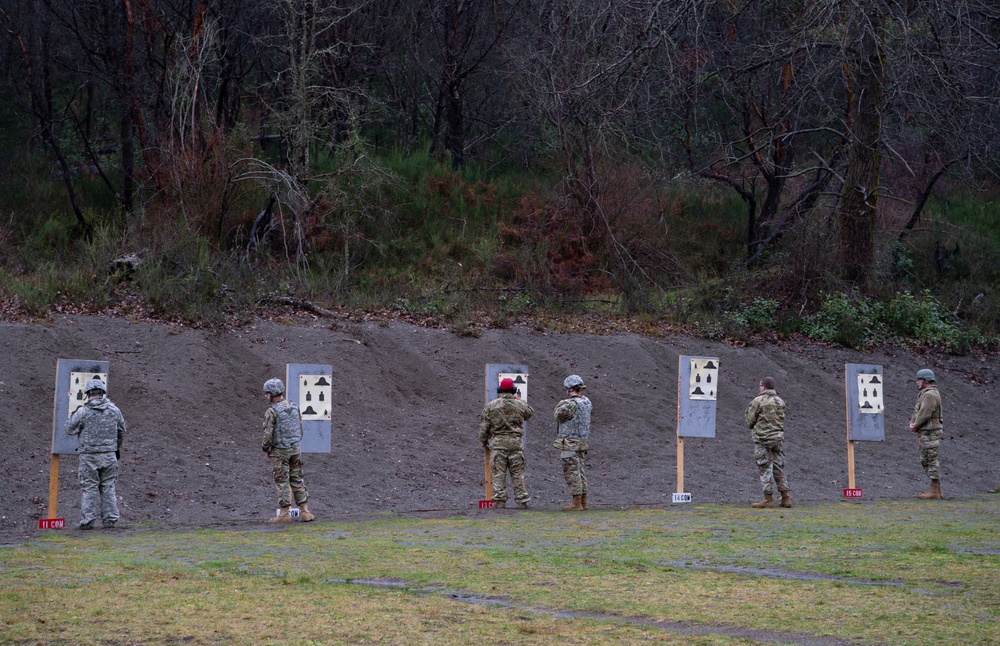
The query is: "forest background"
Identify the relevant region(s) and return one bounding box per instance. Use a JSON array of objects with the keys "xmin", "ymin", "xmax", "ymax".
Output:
[{"xmin": 0, "ymin": 0, "xmax": 997, "ymax": 352}]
